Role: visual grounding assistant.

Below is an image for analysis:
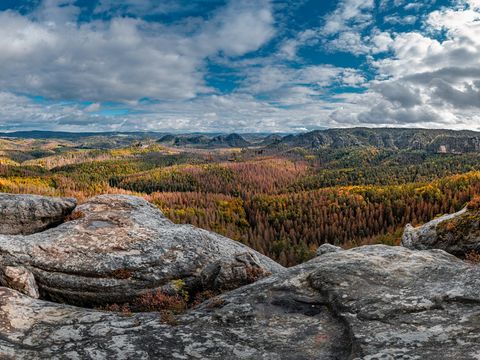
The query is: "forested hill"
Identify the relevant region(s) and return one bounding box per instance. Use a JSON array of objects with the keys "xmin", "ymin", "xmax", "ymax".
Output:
[
  {"xmin": 273, "ymin": 128, "xmax": 480, "ymax": 153},
  {"xmin": 2, "ymin": 128, "xmax": 480, "ymax": 153}
]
